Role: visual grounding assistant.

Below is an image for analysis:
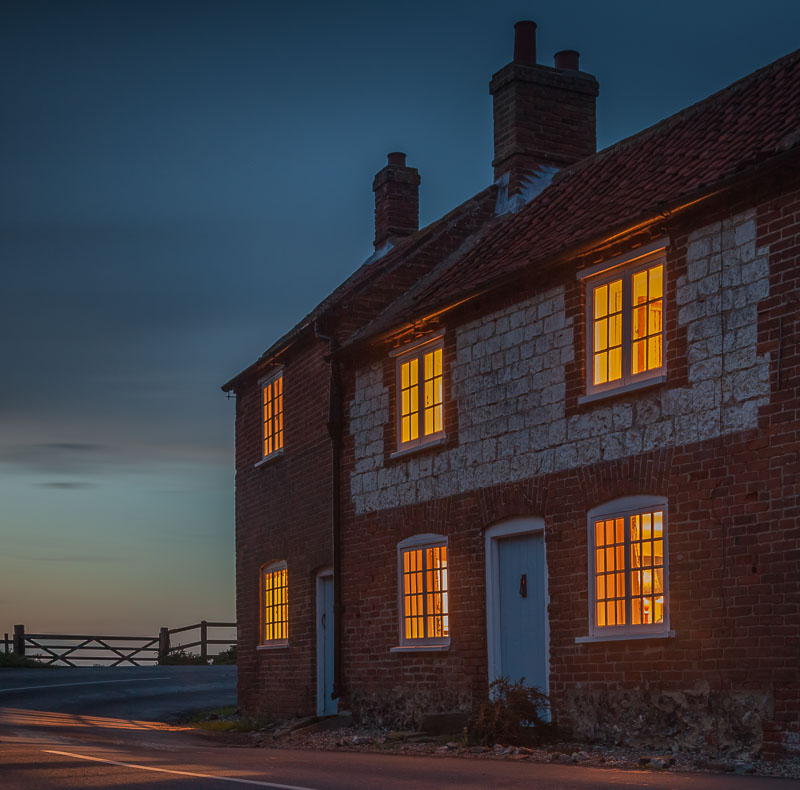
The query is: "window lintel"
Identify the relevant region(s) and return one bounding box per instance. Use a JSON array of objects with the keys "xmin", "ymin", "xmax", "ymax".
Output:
[{"xmin": 576, "ymin": 238, "xmax": 670, "ymax": 281}]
